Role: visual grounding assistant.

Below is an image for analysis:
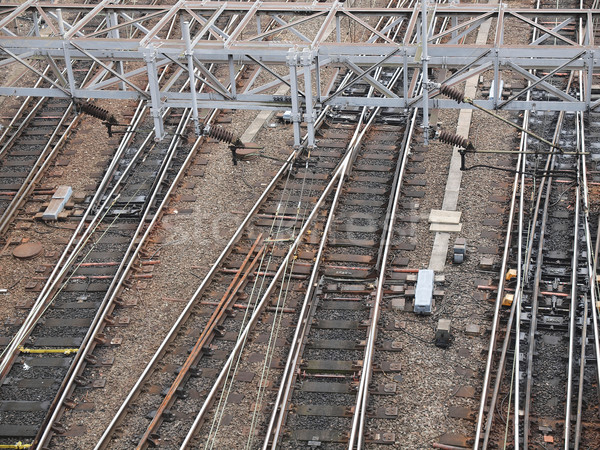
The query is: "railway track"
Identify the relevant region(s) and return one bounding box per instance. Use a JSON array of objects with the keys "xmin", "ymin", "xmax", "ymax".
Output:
[
  {"xmin": 0, "ymin": 97, "xmax": 76, "ymax": 235},
  {"xmin": 262, "ymin": 117, "xmax": 417, "ymax": 450},
  {"xmin": 1, "ymin": 0, "xmax": 599, "ymax": 449},
  {"xmin": 0, "ymin": 0, "xmax": 338, "ymax": 446},
  {"xmin": 90, "ymin": 2, "xmax": 440, "ymax": 448},
  {"xmin": 0, "ymin": 94, "xmax": 195, "ymax": 448},
  {"xmin": 93, "ymin": 101, "xmax": 395, "ymax": 450},
  {"xmin": 475, "ymin": 0, "xmax": 600, "ymax": 447},
  {"xmin": 0, "ymin": 14, "xmax": 104, "ymax": 236},
  {"xmin": 0, "ymin": 1, "xmax": 217, "ymax": 447}
]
